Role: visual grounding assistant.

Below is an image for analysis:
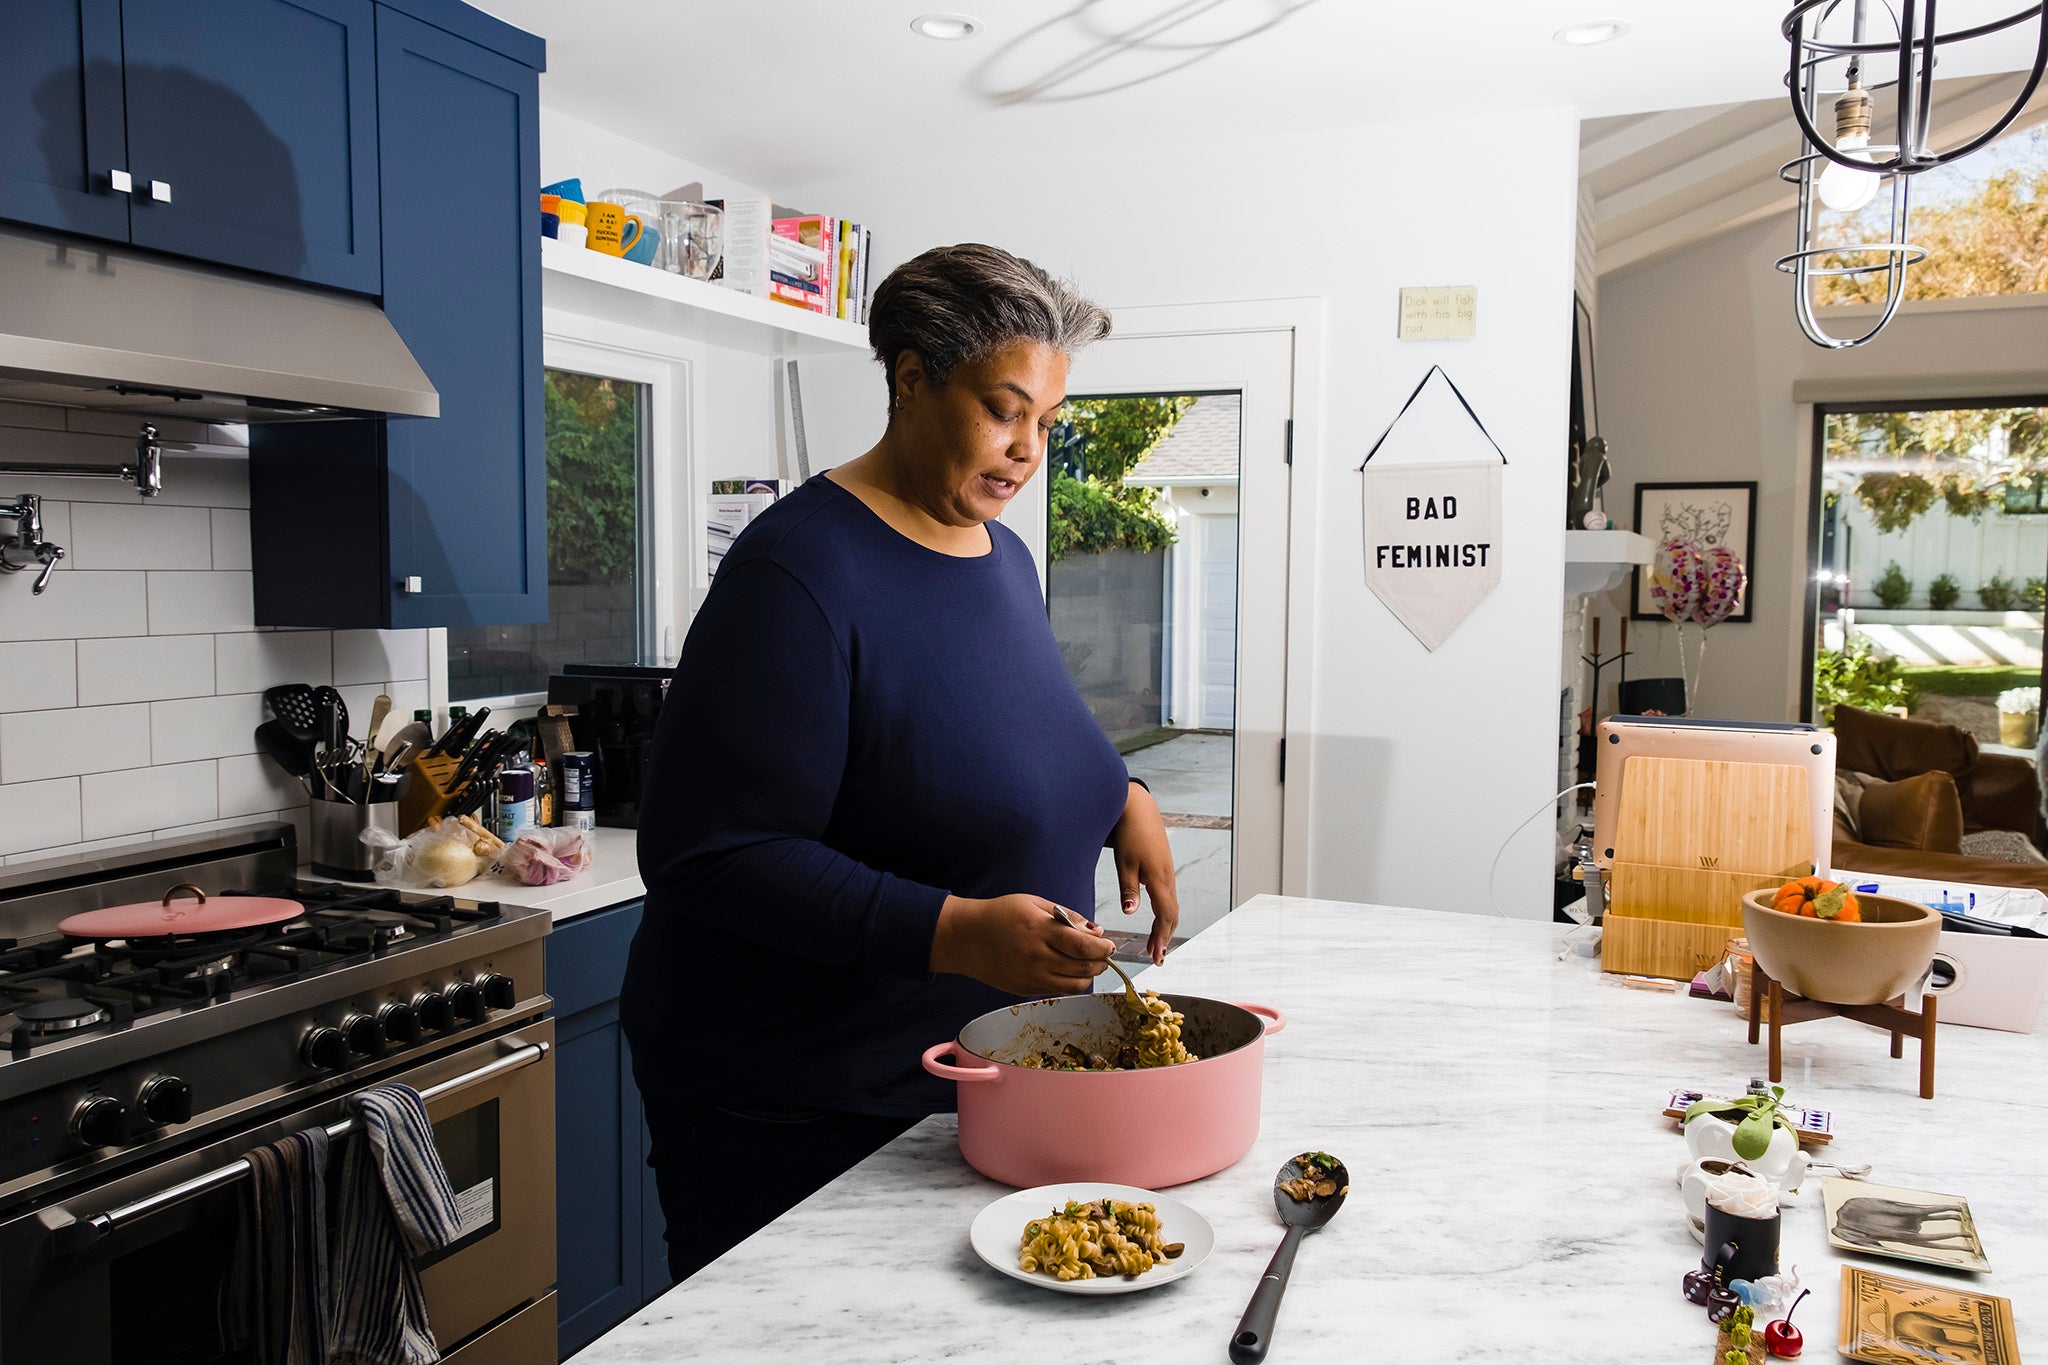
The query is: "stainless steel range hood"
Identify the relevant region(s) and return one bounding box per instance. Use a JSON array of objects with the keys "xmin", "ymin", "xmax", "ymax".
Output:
[{"xmin": 0, "ymin": 226, "xmax": 437, "ymax": 424}]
